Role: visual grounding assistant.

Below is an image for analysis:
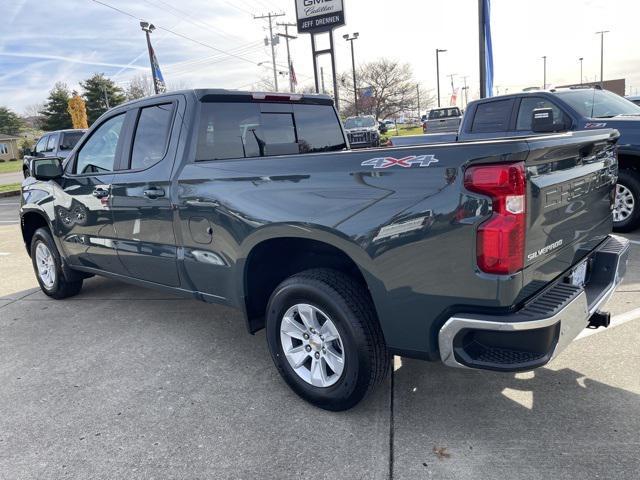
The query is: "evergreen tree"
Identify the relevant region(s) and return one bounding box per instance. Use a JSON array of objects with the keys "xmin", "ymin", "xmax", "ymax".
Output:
[
  {"xmin": 0, "ymin": 106, "xmax": 24, "ymax": 135},
  {"xmin": 81, "ymin": 74, "xmax": 126, "ymax": 125},
  {"xmin": 41, "ymin": 83, "xmax": 73, "ymax": 131}
]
